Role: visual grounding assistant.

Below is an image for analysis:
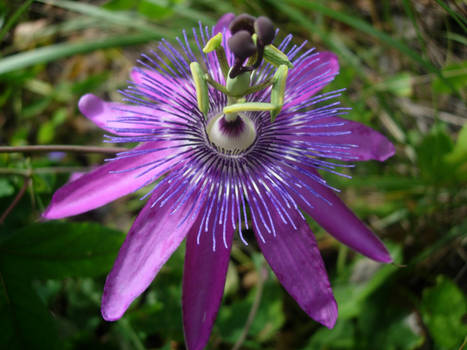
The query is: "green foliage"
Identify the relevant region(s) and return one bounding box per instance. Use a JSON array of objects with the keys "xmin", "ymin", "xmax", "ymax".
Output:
[
  {"xmin": 433, "ymin": 61, "xmax": 467, "ymax": 94},
  {"xmin": 0, "ymin": 222, "xmax": 124, "ymax": 279},
  {"xmin": 420, "ymin": 276, "xmax": 467, "ymax": 349},
  {"xmin": 0, "ymin": 222, "xmax": 124, "ymax": 348},
  {"xmin": 416, "ymin": 124, "xmax": 454, "ymax": 184},
  {"xmin": 1, "ymin": 1, "xmax": 466, "ymax": 349}
]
